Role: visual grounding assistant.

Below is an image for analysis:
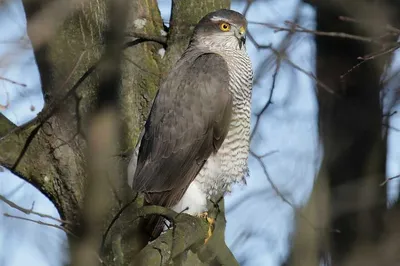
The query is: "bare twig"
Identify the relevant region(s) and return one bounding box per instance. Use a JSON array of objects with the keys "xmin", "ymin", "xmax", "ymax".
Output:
[
  {"xmin": 0, "ymin": 76, "xmax": 27, "ymax": 87},
  {"xmin": 340, "ymin": 43, "xmax": 400, "ymax": 79},
  {"xmin": 250, "ymin": 59, "xmax": 281, "ymax": 141},
  {"xmin": 380, "ymin": 174, "xmax": 400, "ymax": 186},
  {"xmin": 3, "ymin": 213, "xmax": 76, "ymax": 237},
  {"xmin": 0, "ymin": 36, "xmax": 165, "ymax": 143},
  {"xmin": 3, "ymin": 213, "xmax": 104, "ymax": 264},
  {"xmin": 284, "ymin": 20, "xmax": 388, "ymax": 45},
  {"xmin": 242, "ymin": 0, "xmax": 254, "ymax": 17},
  {"xmin": 125, "ymin": 32, "xmax": 167, "ymax": 46},
  {"xmin": 283, "ymin": 52, "xmax": 336, "ymax": 95},
  {"xmin": 250, "ymin": 150, "xmax": 317, "ymax": 231},
  {"xmin": 257, "ymin": 149, "xmax": 279, "ymax": 158},
  {"xmin": 250, "ymin": 150, "xmax": 296, "ymax": 208},
  {"xmin": 361, "ymin": 44, "xmax": 400, "ymax": 61},
  {"xmin": 100, "ymin": 193, "xmax": 138, "ymax": 252},
  {"xmin": 247, "ymin": 28, "xmax": 336, "ymax": 96},
  {"xmin": 247, "ymin": 20, "xmax": 394, "ymax": 46},
  {"xmin": 0, "ymin": 194, "xmax": 72, "ymax": 225},
  {"xmin": 339, "ymin": 16, "xmax": 400, "ymax": 35}
]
